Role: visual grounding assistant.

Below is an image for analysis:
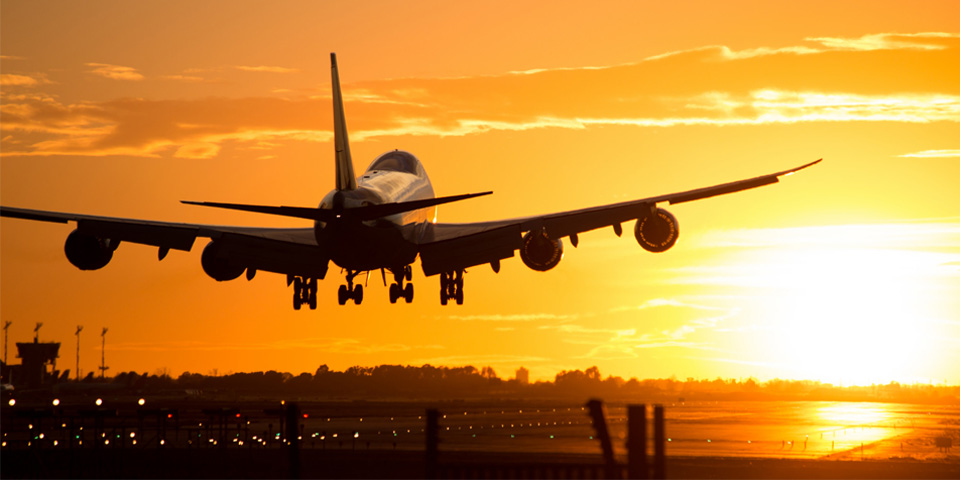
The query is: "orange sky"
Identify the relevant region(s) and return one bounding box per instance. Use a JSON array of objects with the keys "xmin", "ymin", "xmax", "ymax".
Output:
[{"xmin": 2, "ymin": 1, "xmax": 959, "ymax": 385}]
